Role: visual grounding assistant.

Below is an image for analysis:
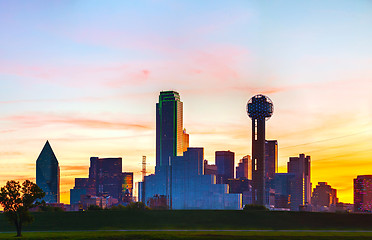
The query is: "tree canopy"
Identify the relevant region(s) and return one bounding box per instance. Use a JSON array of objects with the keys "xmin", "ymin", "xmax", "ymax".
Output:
[{"xmin": 0, "ymin": 180, "xmax": 45, "ymax": 237}]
